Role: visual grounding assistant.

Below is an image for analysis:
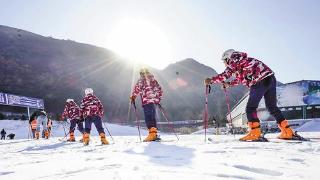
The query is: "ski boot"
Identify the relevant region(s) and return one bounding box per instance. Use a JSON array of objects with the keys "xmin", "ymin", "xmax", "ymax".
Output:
[
  {"xmin": 44, "ymin": 130, "xmax": 50, "ymax": 139},
  {"xmin": 278, "ymin": 120, "xmax": 308, "ymax": 141},
  {"xmin": 67, "ymin": 132, "xmax": 76, "ymax": 142},
  {"xmin": 35, "ymin": 131, "xmax": 40, "ymax": 140},
  {"xmin": 239, "ymin": 122, "xmax": 267, "ymax": 142},
  {"xmin": 100, "ymin": 133, "xmax": 109, "ymax": 145},
  {"xmin": 278, "ymin": 120, "xmax": 294, "ymax": 139},
  {"xmin": 143, "ymin": 127, "xmax": 158, "ymax": 142},
  {"xmin": 83, "ymin": 133, "xmax": 90, "ymax": 146}
]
